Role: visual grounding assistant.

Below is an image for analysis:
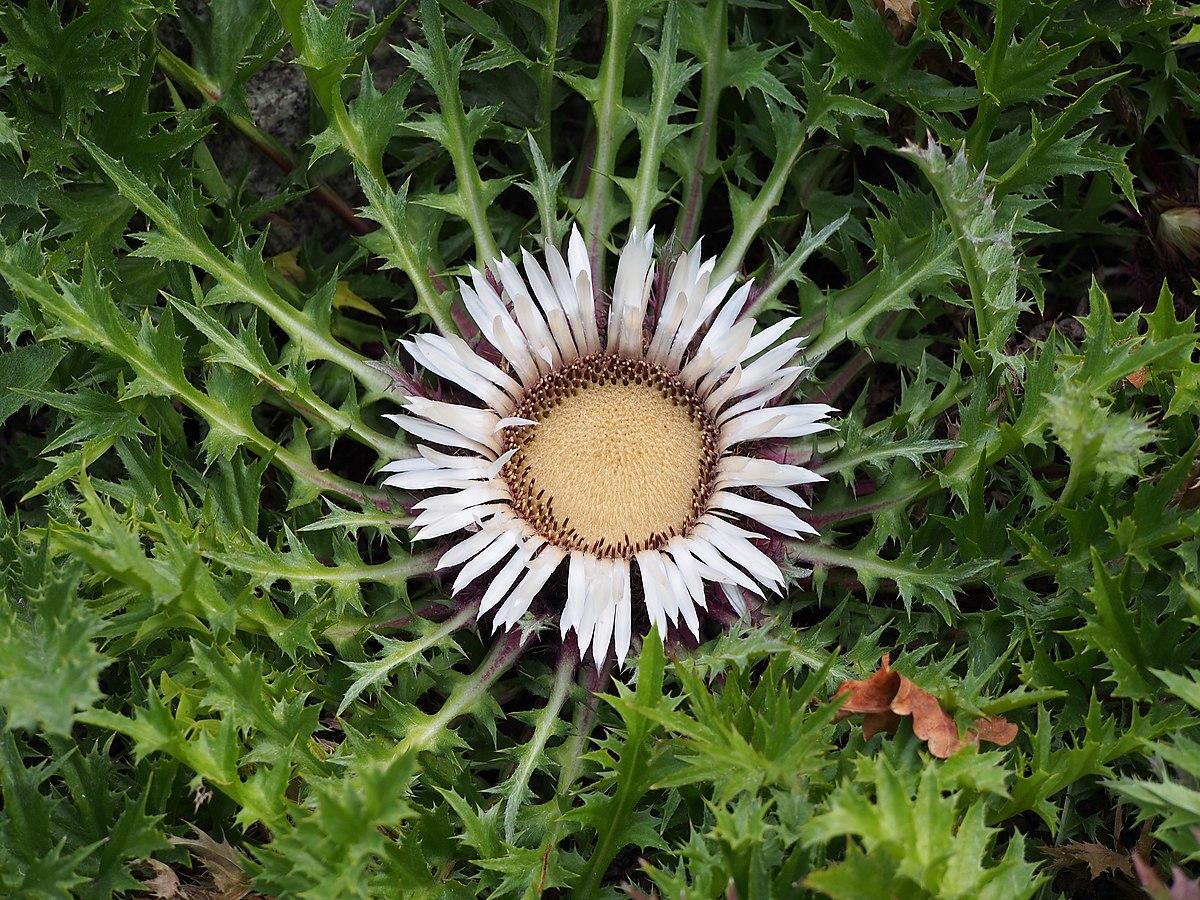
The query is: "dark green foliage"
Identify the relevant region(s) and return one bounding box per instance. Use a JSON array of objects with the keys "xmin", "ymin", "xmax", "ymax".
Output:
[{"xmin": 0, "ymin": 0, "xmax": 1198, "ymax": 897}]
